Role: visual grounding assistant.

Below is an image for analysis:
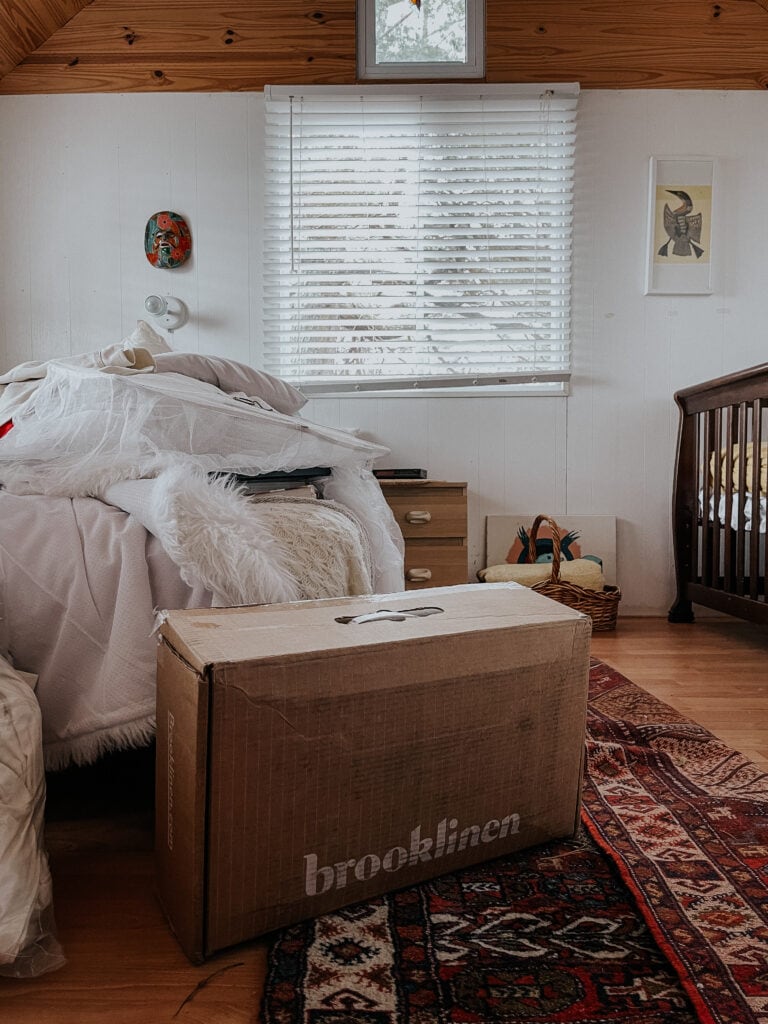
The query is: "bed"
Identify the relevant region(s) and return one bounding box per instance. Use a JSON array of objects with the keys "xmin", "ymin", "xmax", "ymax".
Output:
[
  {"xmin": 0, "ymin": 324, "xmax": 408, "ymax": 977},
  {"xmin": 669, "ymin": 361, "xmax": 768, "ymax": 625},
  {"xmin": 0, "ymin": 324, "xmax": 405, "ymax": 770}
]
